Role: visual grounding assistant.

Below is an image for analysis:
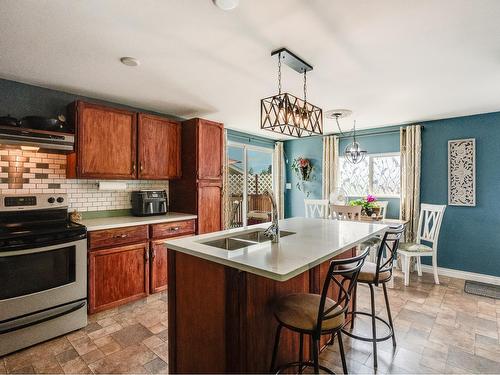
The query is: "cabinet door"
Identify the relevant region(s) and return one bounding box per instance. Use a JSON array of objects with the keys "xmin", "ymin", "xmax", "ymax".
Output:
[
  {"xmin": 88, "ymin": 243, "xmax": 149, "ymax": 314},
  {"xmin": 77, "ymin": 102, "xmax": 137, "ymax": 179},
  {"xmin": 197, "ymin": 180, "xmax": 222, "ymax": 234},
  {"xmin": 197, "ymin": 119, "xmax": 223, "ymax": 180},
  {"xmin": 150, "ymin": 241, "xmax": 168, "ymax": 294},
  {"xmin": 138, "ymin": 114, "xmax": 181, "ymax": 179}
]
